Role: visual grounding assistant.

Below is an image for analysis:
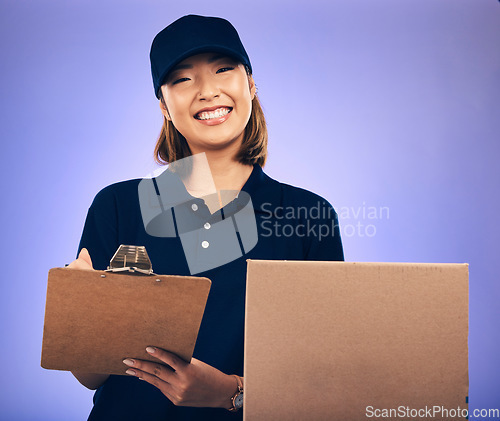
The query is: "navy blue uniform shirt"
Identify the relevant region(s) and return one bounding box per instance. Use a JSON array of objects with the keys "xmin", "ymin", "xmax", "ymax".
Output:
[{"xmin": 78, "ymin": 164, "xmax": 344, "ymax": 420}]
